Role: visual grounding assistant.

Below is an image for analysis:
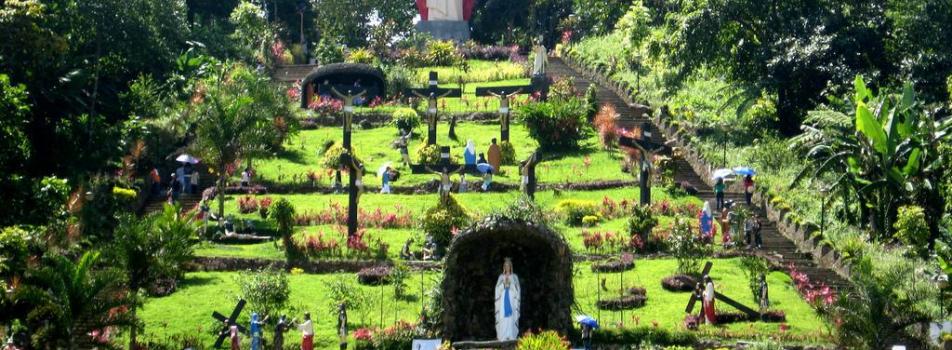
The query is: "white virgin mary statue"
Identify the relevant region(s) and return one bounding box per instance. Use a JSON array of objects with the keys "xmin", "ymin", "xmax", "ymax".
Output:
[{"xmin": 494, "ymin": 258, "xmax": 521, "ymax": 341}]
